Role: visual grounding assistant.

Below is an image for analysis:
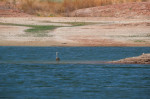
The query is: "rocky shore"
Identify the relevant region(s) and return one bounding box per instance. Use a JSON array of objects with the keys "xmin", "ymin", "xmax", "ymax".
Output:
[{"xmin": 108, "ymin": 53, "xmax": 150, "ymax": 64}]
